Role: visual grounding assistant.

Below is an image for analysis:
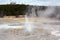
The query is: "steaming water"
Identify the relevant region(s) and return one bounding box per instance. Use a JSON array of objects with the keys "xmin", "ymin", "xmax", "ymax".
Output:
[
  {"xmin": 27, "ymin": 6, "xmax": 60, "ymax": 19},
  {"xmin": 25, "ymin": 6, "xmax": 60, "ymax": 36},
  {"xmin": 24, "ymin": 15, "xmax": 34, "ymax": 32}
]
